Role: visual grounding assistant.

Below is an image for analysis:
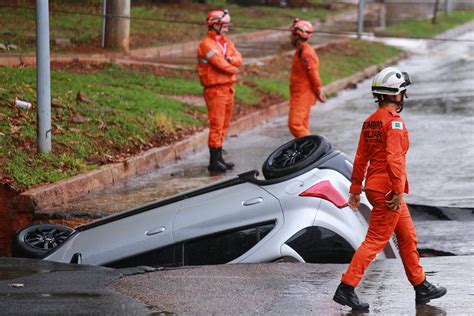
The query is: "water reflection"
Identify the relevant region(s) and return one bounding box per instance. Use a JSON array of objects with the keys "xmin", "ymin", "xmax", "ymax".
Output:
[
  {"xmin": 0, "ymin": 257, "xmax": 105, "ymax": 281},
  {"xmin": 0, "ymin": 292, "xmax": 102, "ymax": 298},
  {"xmin": 331, "ymin": 304, "xmax": 446, "ymax": 316},
  {"xmin": 416, "ymin": 304, "xmax": 447, "ymax": 316}
]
